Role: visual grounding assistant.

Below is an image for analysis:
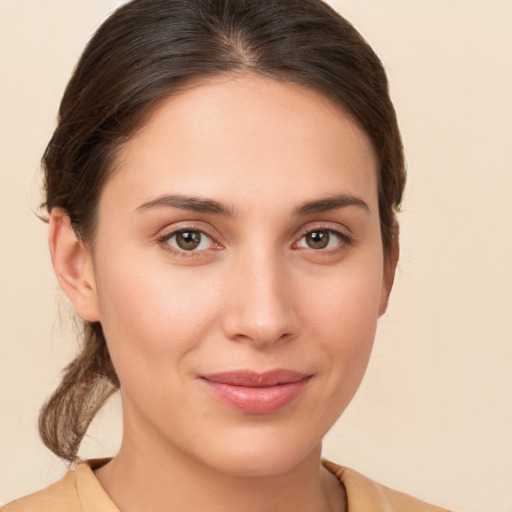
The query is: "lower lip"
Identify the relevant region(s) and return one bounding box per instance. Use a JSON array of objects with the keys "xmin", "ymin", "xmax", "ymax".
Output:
[{"xmin": 201, "ymin": 378, "xmax": 311, "ymax": 414}]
